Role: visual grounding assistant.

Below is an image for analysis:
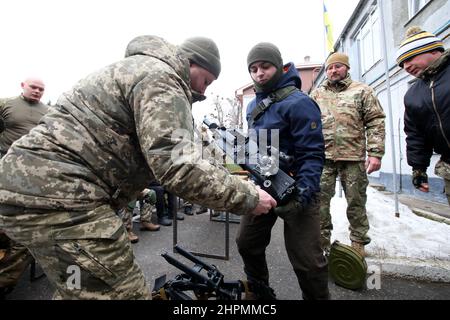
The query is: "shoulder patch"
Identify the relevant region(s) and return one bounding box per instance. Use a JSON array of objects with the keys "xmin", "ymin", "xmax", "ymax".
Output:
[{"xmin": 311, "ymin": 121, "xmax": 318, "ymax": 130}]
